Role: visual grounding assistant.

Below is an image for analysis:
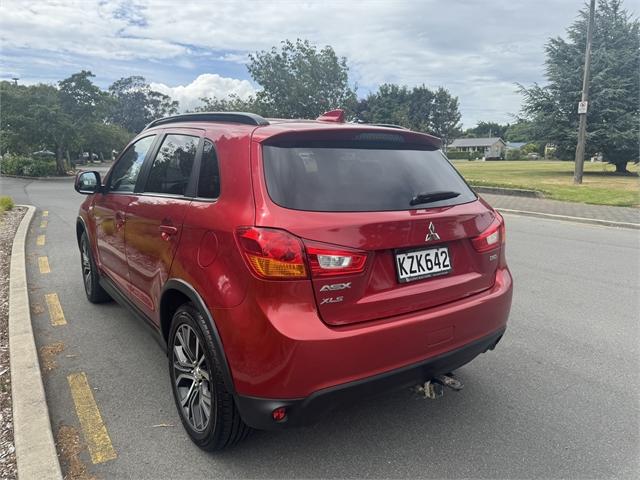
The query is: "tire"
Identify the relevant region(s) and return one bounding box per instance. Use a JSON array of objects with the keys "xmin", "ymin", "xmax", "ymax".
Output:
[
  {"xmin": 168, "ymin": 303, "xmax": 250, "ymax": 451},
  {"xmin": 80, "ymin": 231, "xmax": 111, "ymax": 303}
]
